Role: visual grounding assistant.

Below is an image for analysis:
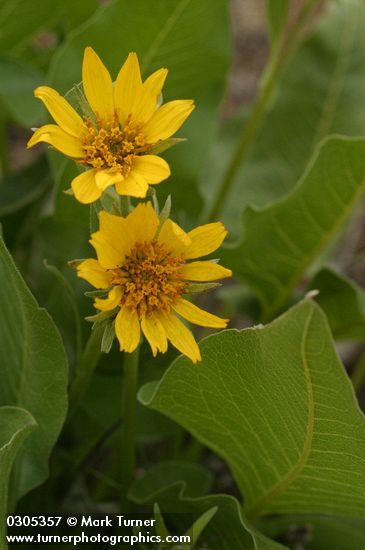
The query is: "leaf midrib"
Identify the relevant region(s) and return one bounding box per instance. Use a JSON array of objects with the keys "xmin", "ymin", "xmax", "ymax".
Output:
[{"xmin": 246, "ymin": 307, "xmax": 315, "ymax": 518}]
